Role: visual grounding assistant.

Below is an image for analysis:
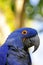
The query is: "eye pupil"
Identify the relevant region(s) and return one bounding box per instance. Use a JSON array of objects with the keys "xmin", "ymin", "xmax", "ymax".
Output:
[
  {"xmin": 22, "ymin": 30, "xmax": 27, "ymax": 35},
  {"xmin": 23, "ymin": 31, "xmax": 26, "ymax": 34}
]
